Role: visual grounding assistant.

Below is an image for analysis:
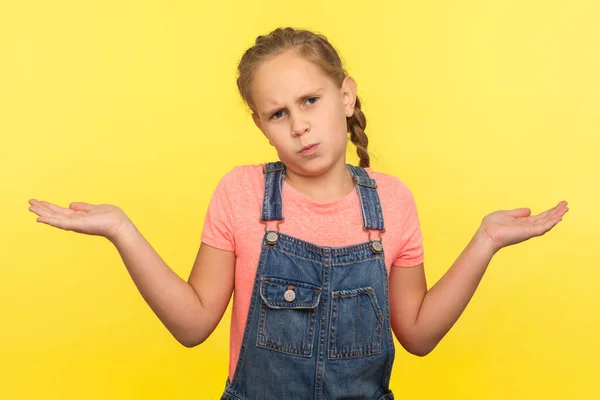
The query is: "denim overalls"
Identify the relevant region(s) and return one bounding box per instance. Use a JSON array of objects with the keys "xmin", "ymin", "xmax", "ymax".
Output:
[{"xmin": 221, "ymin": 162, "xmax": 395, "ymax": 400}]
